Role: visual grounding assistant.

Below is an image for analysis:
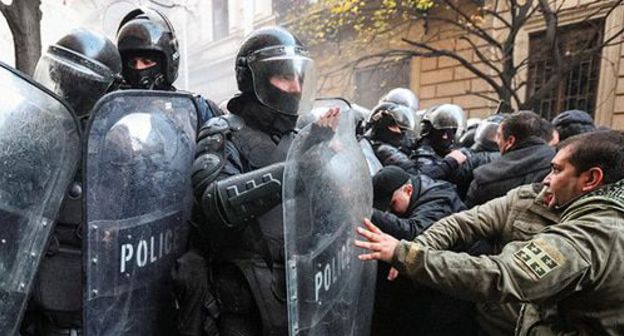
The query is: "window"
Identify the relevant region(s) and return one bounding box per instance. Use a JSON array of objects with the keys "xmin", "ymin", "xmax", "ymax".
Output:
[
  {"xmin": 526, "ymin": 20, "xmax": 604, "ymax": 120},
  {"xmin": 212, "ymin": 0, "xmax": 229, "ymax": 40},
  {"xmin": 354, "ymin": 58, "xmax": 411, "ymax": 109}
]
